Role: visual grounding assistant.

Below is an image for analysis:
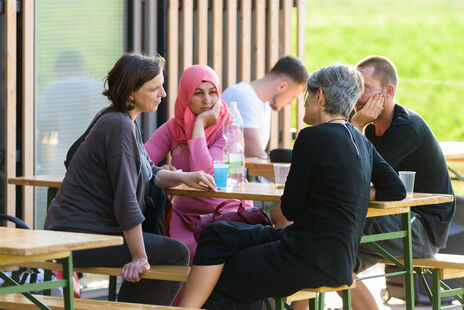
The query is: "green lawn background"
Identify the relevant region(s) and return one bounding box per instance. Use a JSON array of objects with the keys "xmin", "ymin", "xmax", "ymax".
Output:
[
  {"xmin": 294, "ymin": 0, "xmax": 464, "ymax": 194},
  {"xmin": 295, "ymin": 0, "xmax": 464, "ymax": 142}
]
